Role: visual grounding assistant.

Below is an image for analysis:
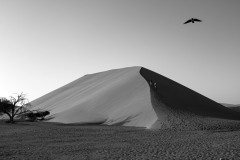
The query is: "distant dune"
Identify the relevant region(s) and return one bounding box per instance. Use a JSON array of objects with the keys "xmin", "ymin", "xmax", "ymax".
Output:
[
  {"xmin": 31, "ymin": 67, "xmax": 240, "ymax": 130},
  {"xmin": 221, "ymin": 104, "xmax": 240, "ymax": 112},
  {"xmin": 229, "ymin": 106, "xmax": 240, "ymax": 112}
]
